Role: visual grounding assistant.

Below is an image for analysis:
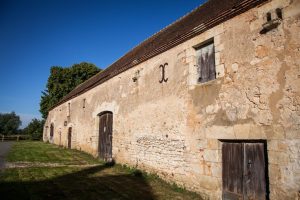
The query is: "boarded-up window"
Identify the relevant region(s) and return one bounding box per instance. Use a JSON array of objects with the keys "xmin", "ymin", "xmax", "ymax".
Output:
[{"xmin": 196, "ymin": 41, "xmax": 216, "ymax": 83}]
